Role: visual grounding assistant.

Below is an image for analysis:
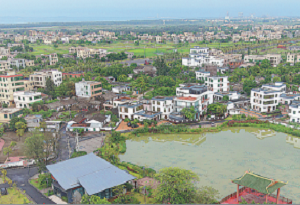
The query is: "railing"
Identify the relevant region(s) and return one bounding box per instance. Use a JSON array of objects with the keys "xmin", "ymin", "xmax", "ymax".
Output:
[
  {"xmin": 220, "ymin": 187, "xmax": 292, "ymax": 204},
  {"xmin": 220, "ymin": 186, "xmax": 247, "ymax": 203}
]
